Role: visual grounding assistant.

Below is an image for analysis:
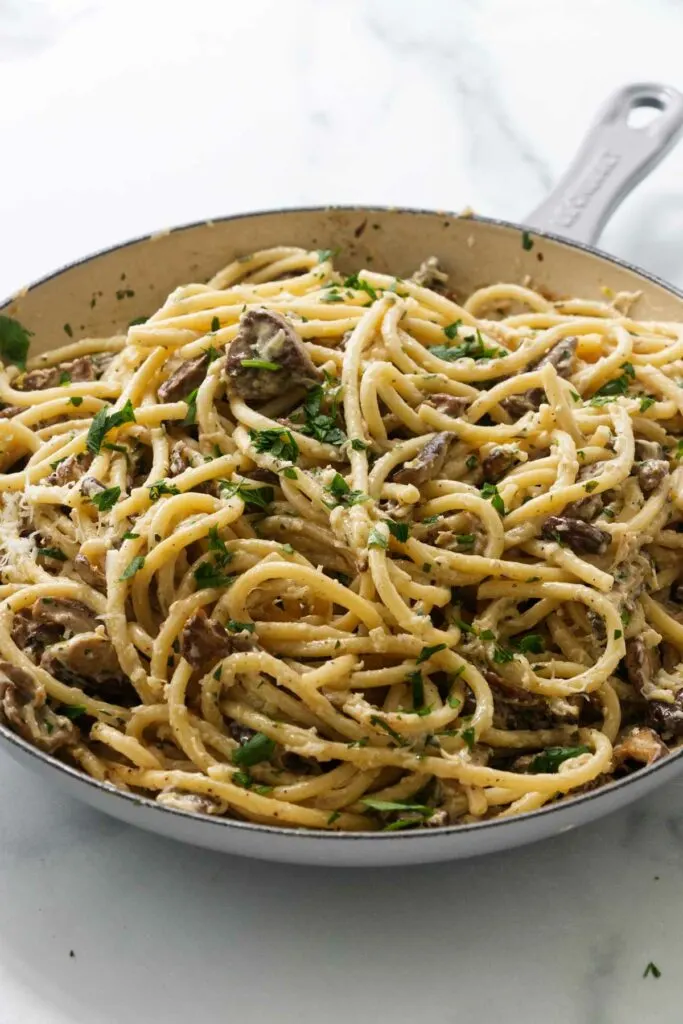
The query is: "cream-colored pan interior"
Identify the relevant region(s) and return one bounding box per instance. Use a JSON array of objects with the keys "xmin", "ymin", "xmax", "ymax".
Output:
[{"xmin": 4, "ymin": 208, "xmax": 683, "ymax": 356}]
